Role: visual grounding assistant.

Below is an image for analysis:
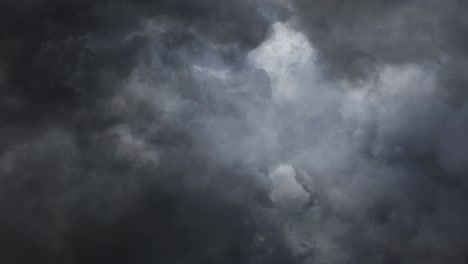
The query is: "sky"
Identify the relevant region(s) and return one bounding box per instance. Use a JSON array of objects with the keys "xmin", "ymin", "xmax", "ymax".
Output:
[{"xmin": 1, "ymin": 0, "xmax": 468, "ymax": 263}]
